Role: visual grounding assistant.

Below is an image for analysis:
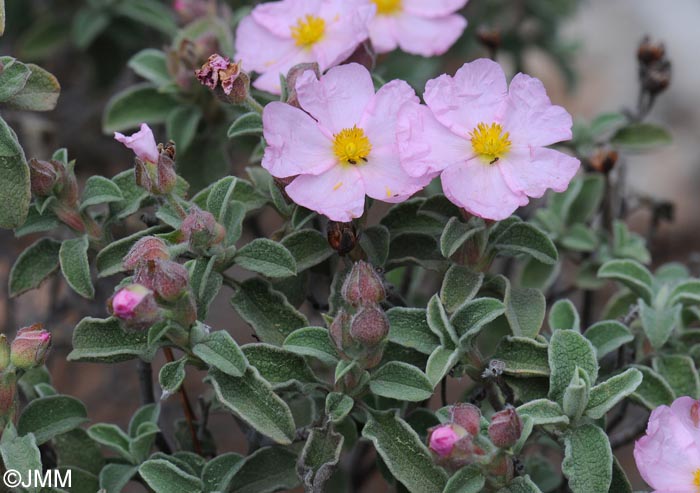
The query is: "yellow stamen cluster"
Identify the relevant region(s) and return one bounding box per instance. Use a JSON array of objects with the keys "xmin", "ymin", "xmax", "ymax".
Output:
[
  {"xmin": 333, "ymin": 126, "xmax": 372, "ymax": 165},
  {"xmin": 470, "ymin": 122, "xmax": 512, "ymax": 164},
  {"xmin": 291, "ymin": 15, "xmax": 326, "ymax": 47},
  {"xmin": 694, "ymin": 469, "xmax": 700, "ymax": 489},
  {"xmin": 373, "ymin": 0, "xmax": 402, "ymax": 15}
]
